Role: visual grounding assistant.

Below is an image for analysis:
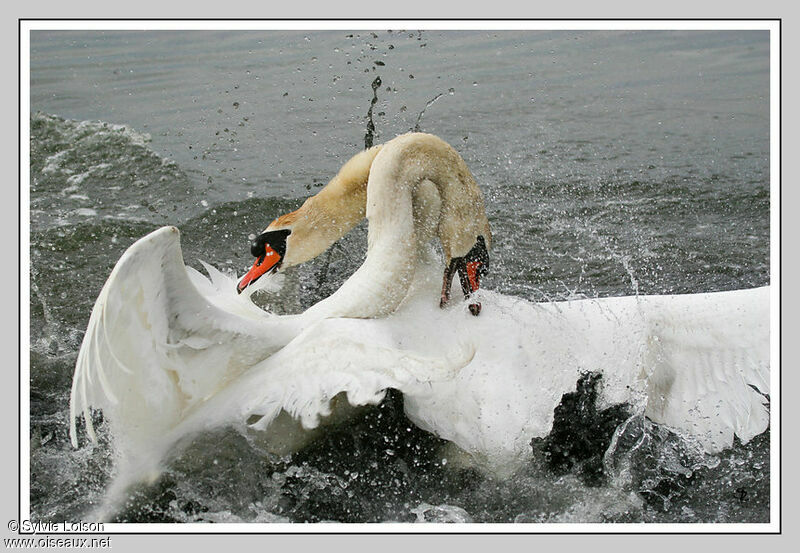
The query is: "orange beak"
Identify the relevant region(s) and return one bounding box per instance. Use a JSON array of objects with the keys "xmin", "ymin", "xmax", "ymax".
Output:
[{"xmin": 237, "ymin": 247, "xmax": 282, "ymax": 294}]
